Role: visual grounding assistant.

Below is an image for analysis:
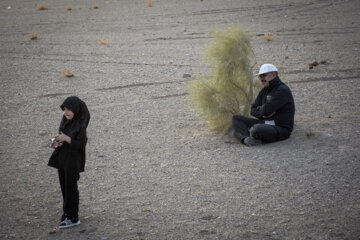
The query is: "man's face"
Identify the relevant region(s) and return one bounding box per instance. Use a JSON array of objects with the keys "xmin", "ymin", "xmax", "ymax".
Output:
[{"xmin": 259, "ymin": 72, "xmax": 276, "ymax": 87}]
